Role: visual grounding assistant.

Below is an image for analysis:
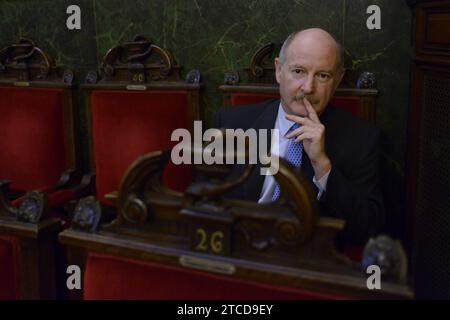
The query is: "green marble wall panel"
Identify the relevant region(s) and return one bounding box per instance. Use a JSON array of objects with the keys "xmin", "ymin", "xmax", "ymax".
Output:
[
  {"xmin": 343, "ymin": 0, "xmax": 411, "ymax": 175},
  {"xmin": 343, "ymin": 0, "xmax": 411, "ymax": 236},
  {"xmin": 0, "ymin": 0, "xmax": 97, "ymax": 77},
  {"xmin": 94, "ymin": 0, "xmax": 343, "ymax": 123}
]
